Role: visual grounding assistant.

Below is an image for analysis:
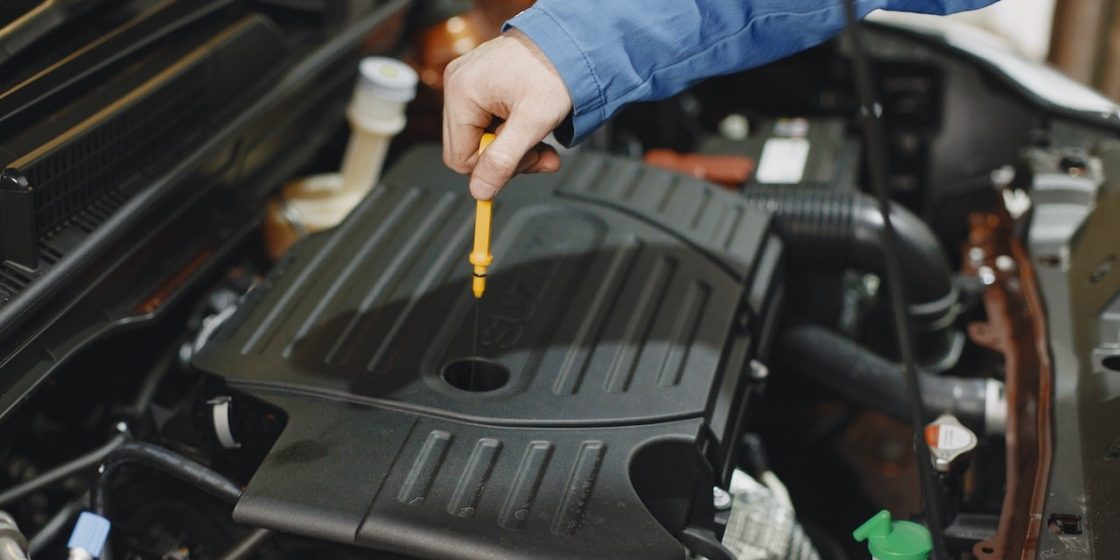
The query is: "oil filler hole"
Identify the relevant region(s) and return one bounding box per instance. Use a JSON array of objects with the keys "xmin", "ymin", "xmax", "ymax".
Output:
[{"xmin": 442, "ymin": 359, "xmax": 510, "ymax": 392}]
